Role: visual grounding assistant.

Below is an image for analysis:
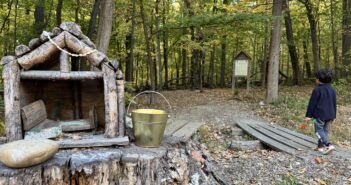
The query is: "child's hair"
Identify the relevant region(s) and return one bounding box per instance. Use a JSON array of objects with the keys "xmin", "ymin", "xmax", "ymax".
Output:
[{"xmin": 314, "ymin": 69, "xmax": 333, "ymax": 83}]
